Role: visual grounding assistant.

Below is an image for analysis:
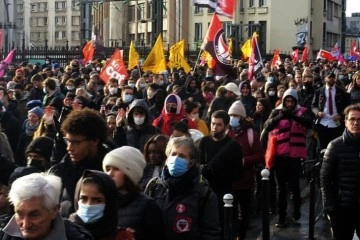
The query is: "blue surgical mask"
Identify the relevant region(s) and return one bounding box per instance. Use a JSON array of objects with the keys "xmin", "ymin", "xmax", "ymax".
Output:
[
  {"xmin": 128, "ymin": 83, "xmax": 135, "ymax": 89},
  {"xmin": 229, "ymin": 116, "xmax": 241, "ymax": 128},
  {"xmin": 123, "ymin": 95, "xmax": 133, "ymax": 103},
  {"xmin": 76, "ymin": 202, "xmax": 105, "ymax": 223},
  {"xmin": 140, "ymin": 83, "xmax": 146, "ymax": 88},
  {"xmin": 166, "ymin": 156, "xmax": 188, "ymax": 177}
]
